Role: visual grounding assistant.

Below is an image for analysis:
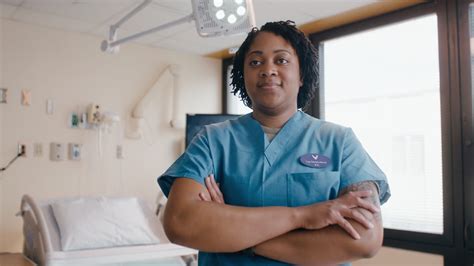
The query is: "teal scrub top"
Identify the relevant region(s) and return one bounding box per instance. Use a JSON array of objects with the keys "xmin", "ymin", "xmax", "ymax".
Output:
[{"xmin": 158, "ymin": 110, "xmax": 390, "ymax": 266}]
